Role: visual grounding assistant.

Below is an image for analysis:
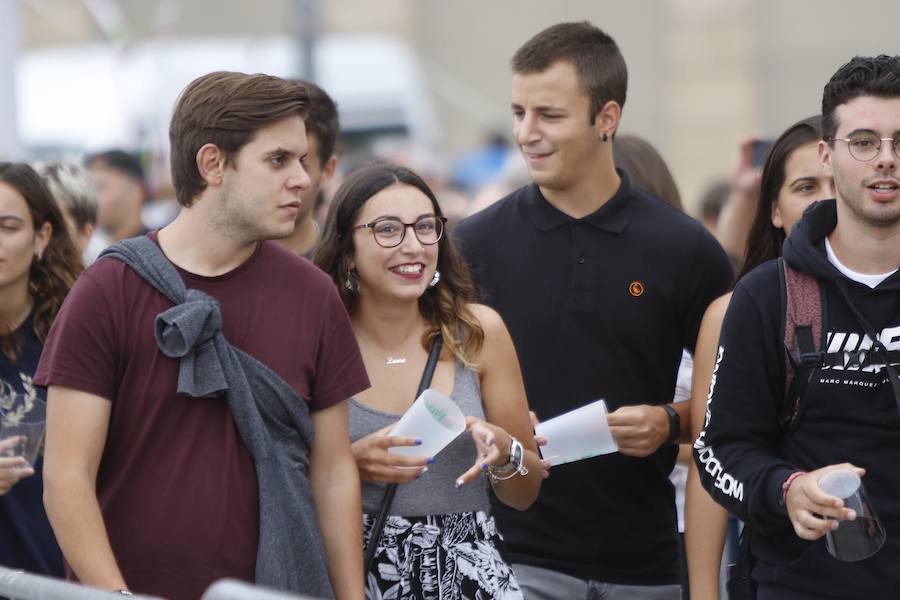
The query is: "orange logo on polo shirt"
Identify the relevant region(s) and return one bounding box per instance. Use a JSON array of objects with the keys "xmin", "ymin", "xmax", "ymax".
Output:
[{"xmin": 629, "ymin": 281, "xmax": 644, "ymax": 297}]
